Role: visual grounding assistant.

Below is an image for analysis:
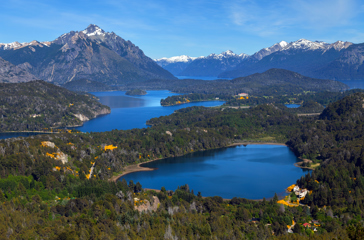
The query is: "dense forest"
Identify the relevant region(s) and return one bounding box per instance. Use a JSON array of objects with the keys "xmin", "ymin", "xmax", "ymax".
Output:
[
  {"xmin": 121, "ymin": 69, "xmax": 347, "ymax": 96},
  {"xmin": 1, "ymin": 92, "xmax": 364, "ymax": 238},
  {"xmin": 125, "ymin": 89, "xmax": 147, "ymax": 96},
  {"xmin": 161, "ymin": 89, "xmax": 364, "ymax": 111},
  {"xmin": 63, "ymin": 69, "xmax": 348, "ymax": 96},
  {"xmin": 0, "ymin": 81, "xmax": 110, "ymax": 131}
]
